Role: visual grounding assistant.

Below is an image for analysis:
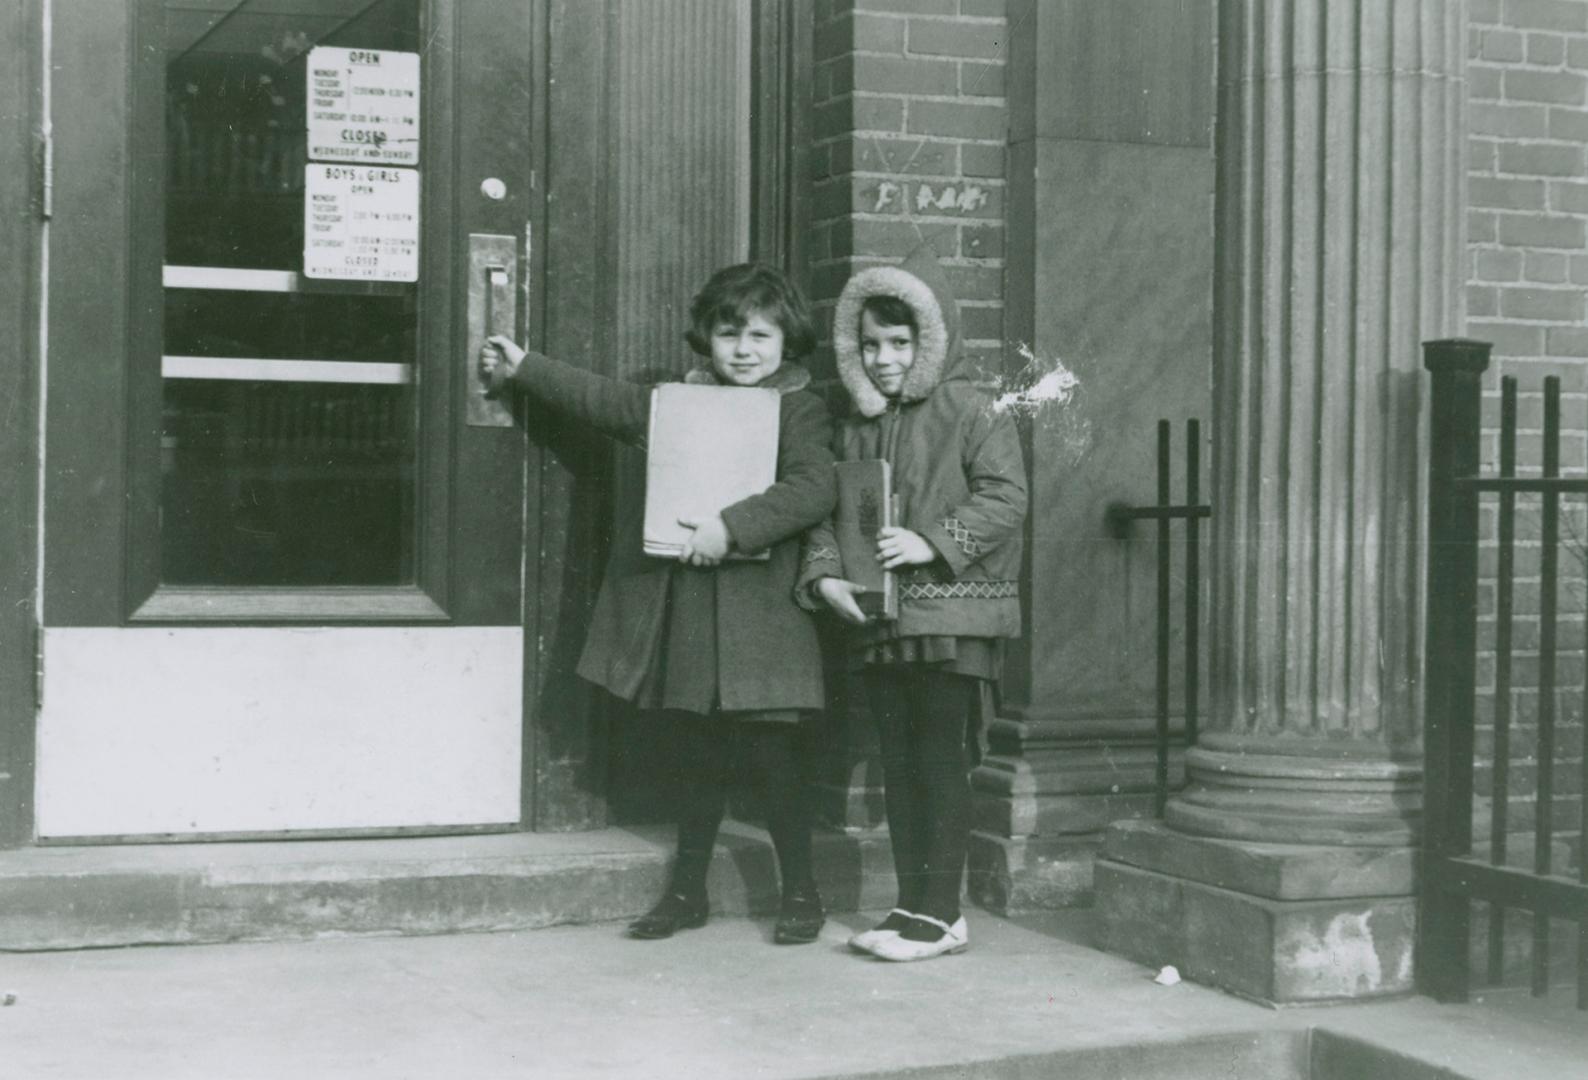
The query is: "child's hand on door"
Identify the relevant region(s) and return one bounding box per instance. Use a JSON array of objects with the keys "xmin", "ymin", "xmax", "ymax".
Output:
[{"xmin": 480, "ymin": 334, "xmax": 527, "ymax": 395}]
